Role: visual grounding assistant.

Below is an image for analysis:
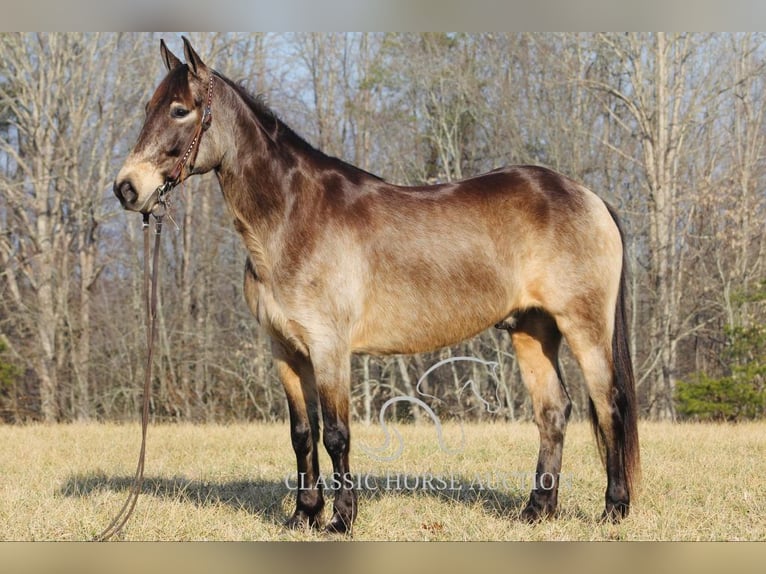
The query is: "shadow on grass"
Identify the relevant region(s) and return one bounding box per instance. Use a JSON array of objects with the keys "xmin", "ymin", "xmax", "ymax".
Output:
[
  {"xmin": 59, "ymin": 471, "xmax": 530, "ymax": 527},
  {"xmin": 59, "ymin": 473, "xmax": 290, "ymax": 527}
]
